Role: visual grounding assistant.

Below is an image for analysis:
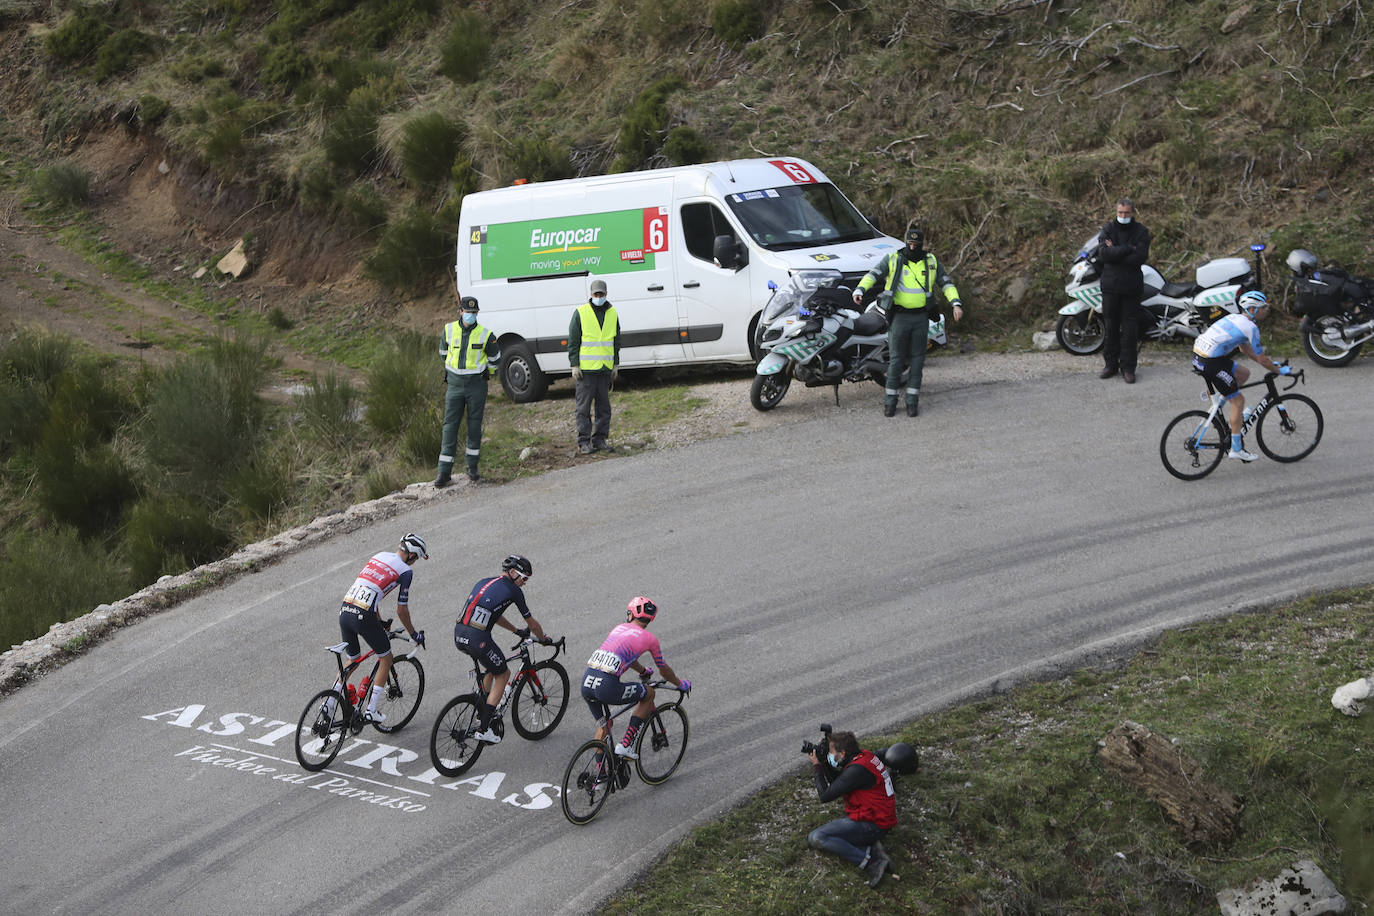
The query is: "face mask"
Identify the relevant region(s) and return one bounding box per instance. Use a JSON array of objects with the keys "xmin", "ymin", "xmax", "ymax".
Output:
[
  {"xmin": 1116, "ymin": 216, "xmax": 1132, "ymax": 225},
  {"xmin": 591, "ymin": 296, "xmax": 607, "ymax": 306},
  {"xmin": 461, "ymin": 313, "xmax": 477, "ymax": 327},
  {"xmin": 827, "ymin": 752, "xmax": 842, "ymax": 768}
]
